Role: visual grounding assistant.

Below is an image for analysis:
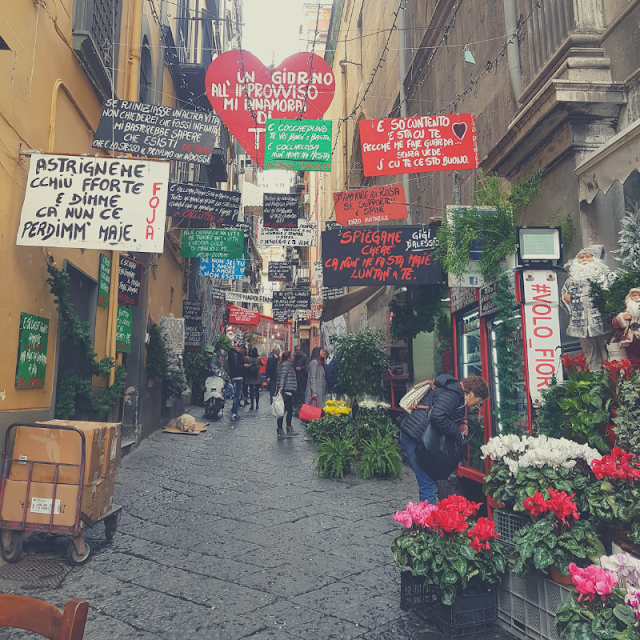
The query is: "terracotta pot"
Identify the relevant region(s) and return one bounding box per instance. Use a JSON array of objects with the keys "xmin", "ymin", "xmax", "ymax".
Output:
[{"xmin": 549, "ymin": 565, "xmax": 573, "ymax": 585}]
